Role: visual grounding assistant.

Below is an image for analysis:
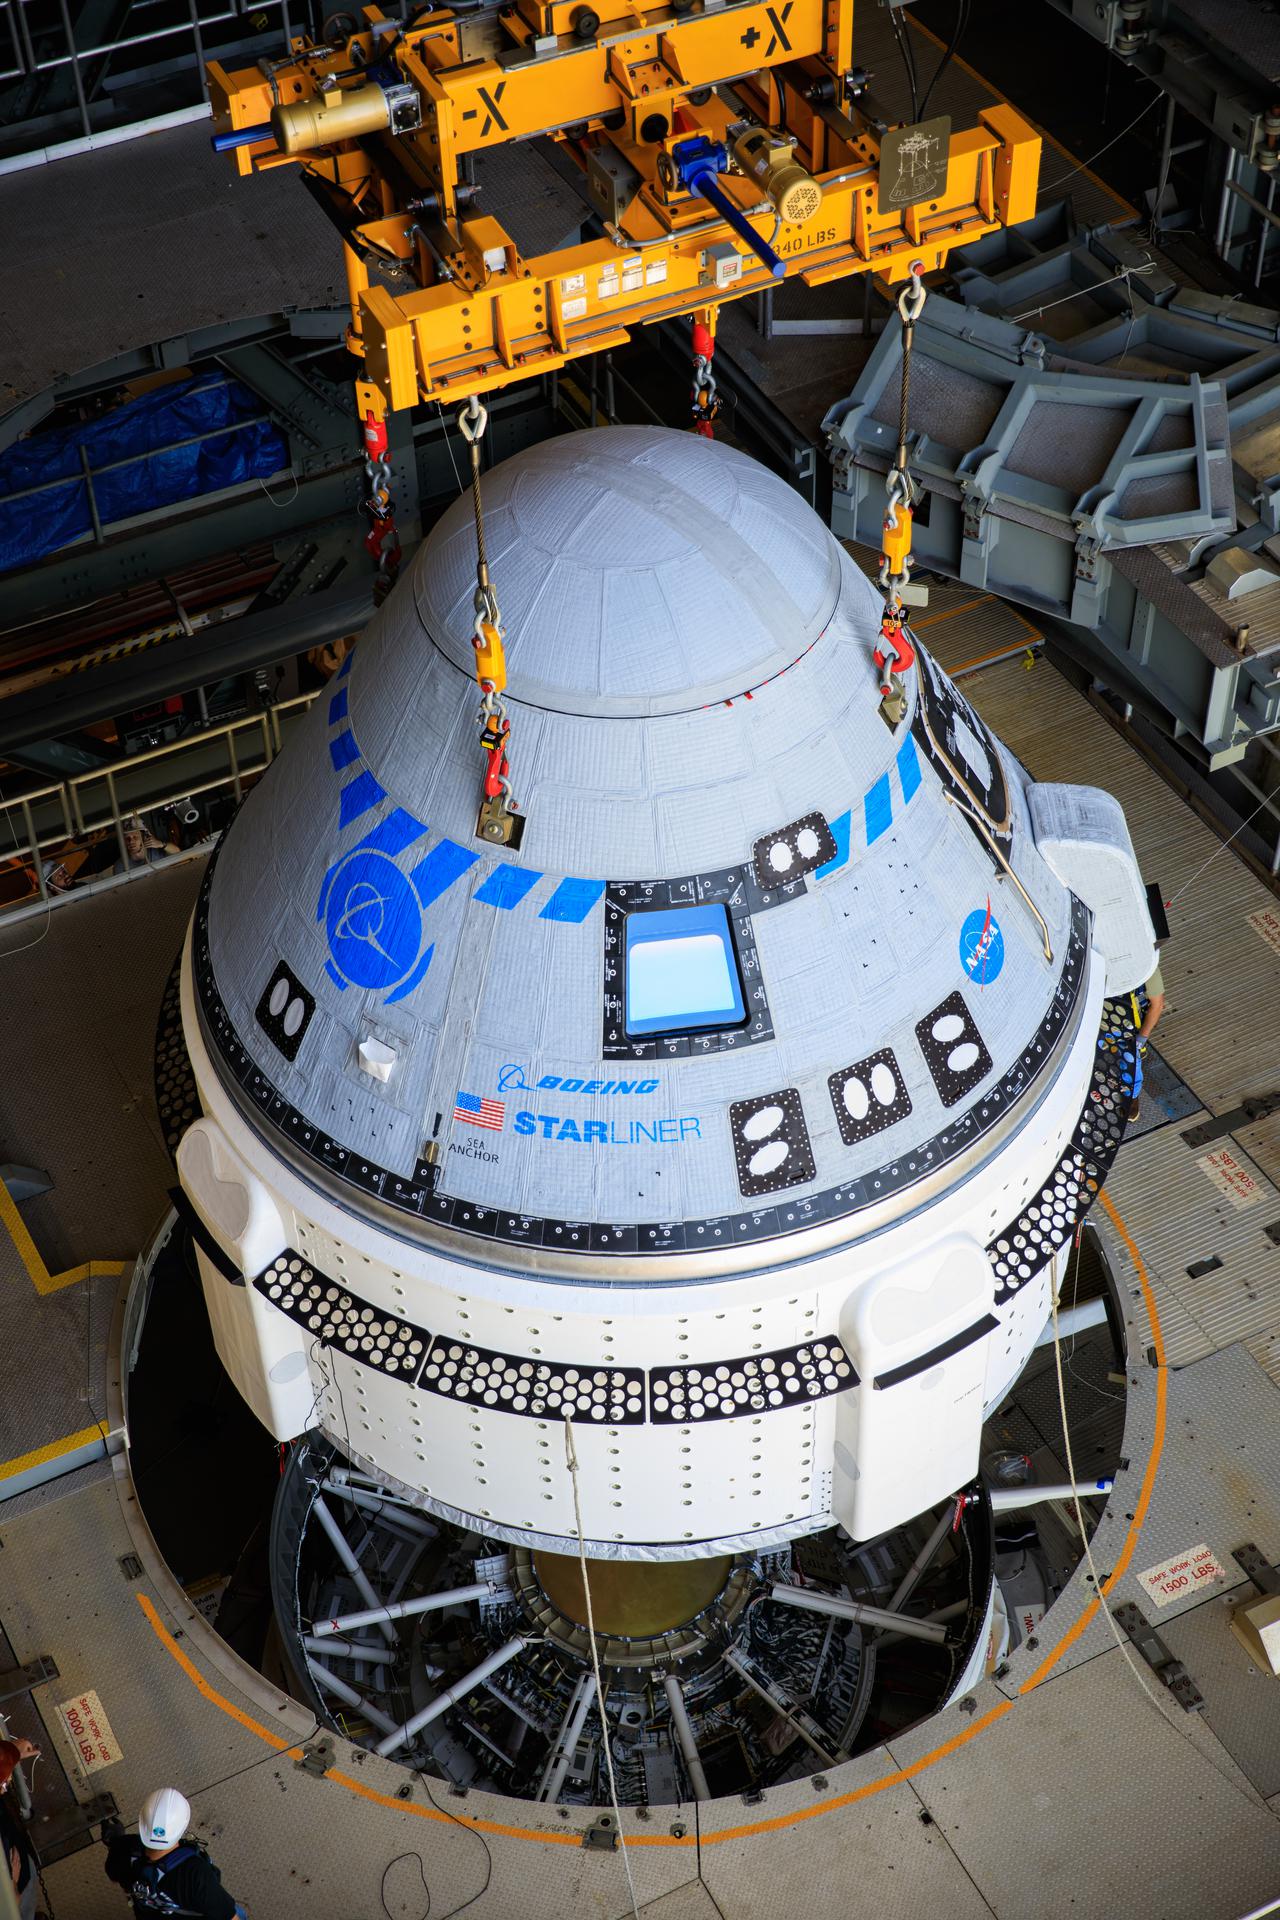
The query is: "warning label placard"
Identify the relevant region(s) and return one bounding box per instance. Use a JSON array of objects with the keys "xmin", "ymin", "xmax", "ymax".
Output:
[
  {"xmin": 1196, "ymin": 1146, "xmax": 1264, "ymax": 1209},
  {"xmin": 1248, "ymin": 906, "xmax": 1280, "ymax": 958},
  {"xmin": 1136, "ymin": 1543, "xmax": 1229, "ymax": 1608},
  {"xmin": 57, "ymin": 1689, "xmax": 123, "ymax": 1774}
]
